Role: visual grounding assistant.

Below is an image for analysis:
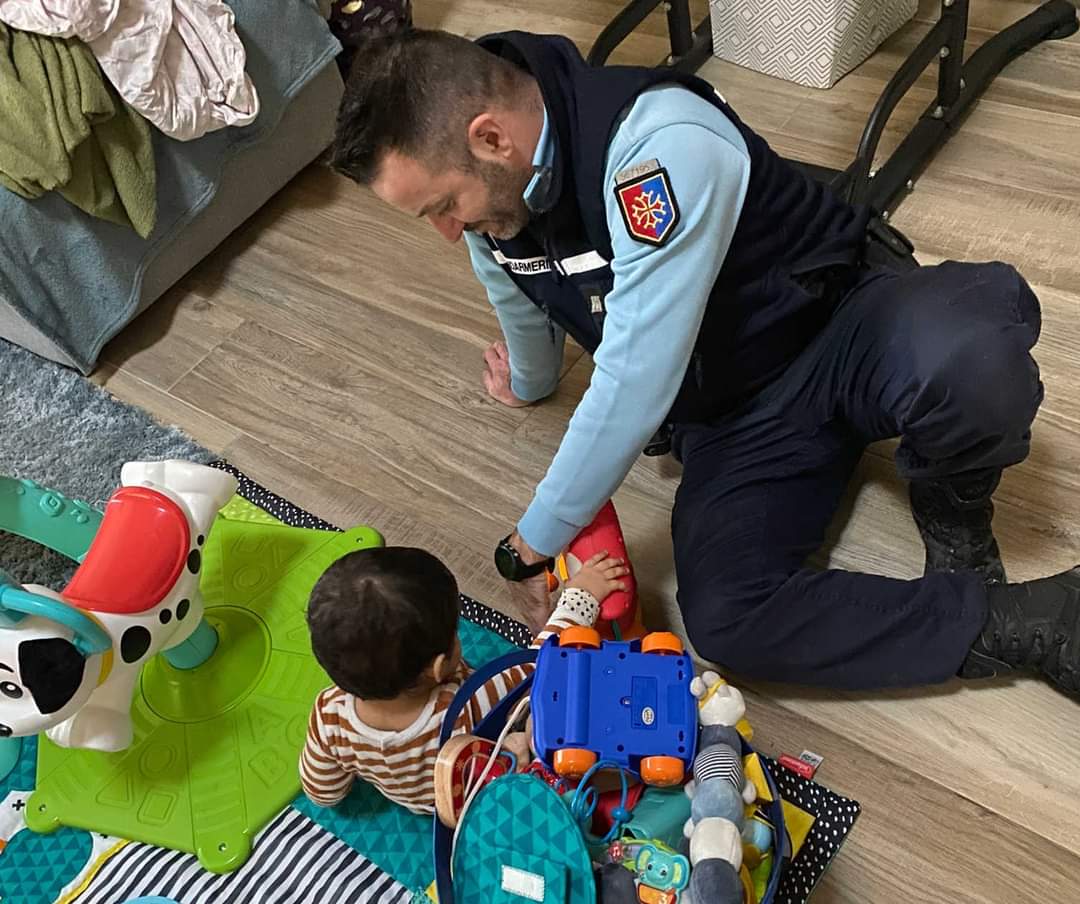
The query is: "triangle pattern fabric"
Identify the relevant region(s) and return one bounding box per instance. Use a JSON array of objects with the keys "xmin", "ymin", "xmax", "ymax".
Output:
[{"xmin": 1, "ymin": 823, "xmax": 92, "ymax": 904}]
